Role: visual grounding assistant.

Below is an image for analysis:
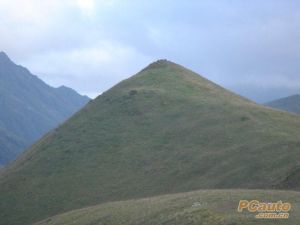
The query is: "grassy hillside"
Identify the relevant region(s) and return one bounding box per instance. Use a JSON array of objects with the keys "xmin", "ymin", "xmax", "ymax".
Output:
[
  {"xmin": 35, "ymin": 189, "xmax": 300, "ymax": 225},
  {"xmin": 266, "ymin": 94, "xmax": 300, "ymax": 115},
  {"xmin": 0, "ymin": 52, "xmax": 89, "ymax": 165},
  {"xmin": 1, "ymin": 60, "xmax": 300, "ymax": 225}
]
